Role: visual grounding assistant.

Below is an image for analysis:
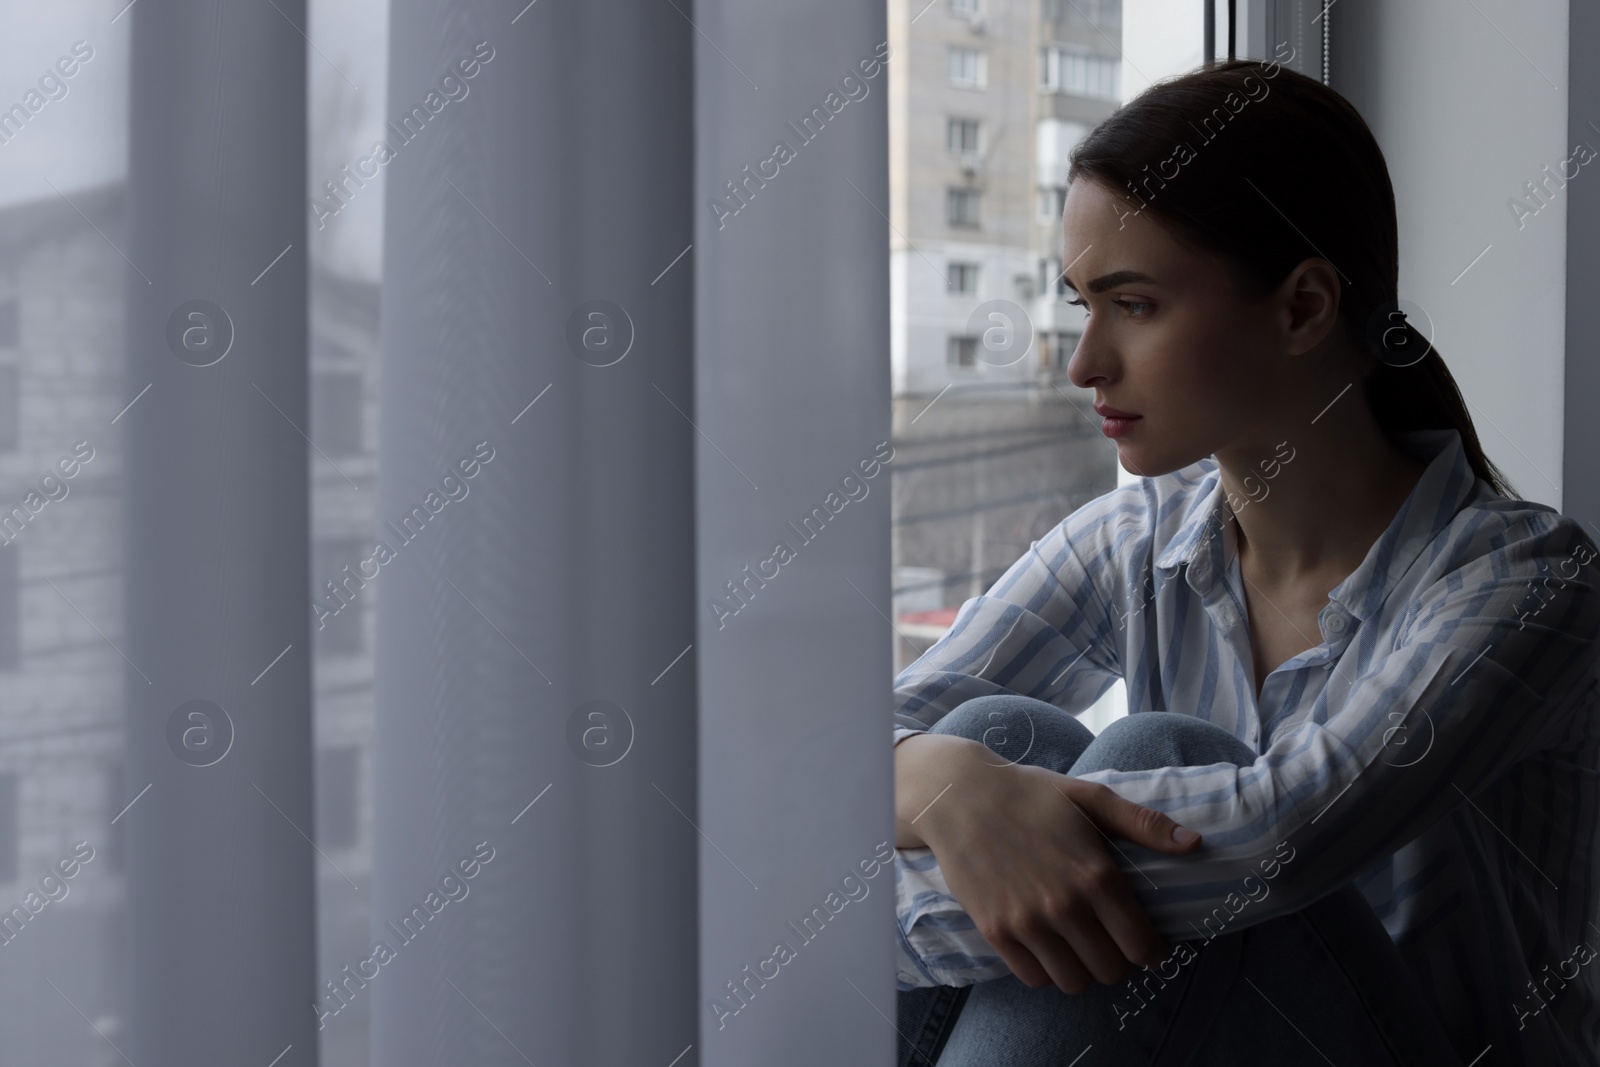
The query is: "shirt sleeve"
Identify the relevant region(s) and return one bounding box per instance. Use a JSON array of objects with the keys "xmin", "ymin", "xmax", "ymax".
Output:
[
  {"xmin": 892, "ymin": 485, "xmax": 1136, "ymax": 987},
  {"xmin": 1065, "ymin": 512, "xmax": 1600, "ymax": 941}
]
